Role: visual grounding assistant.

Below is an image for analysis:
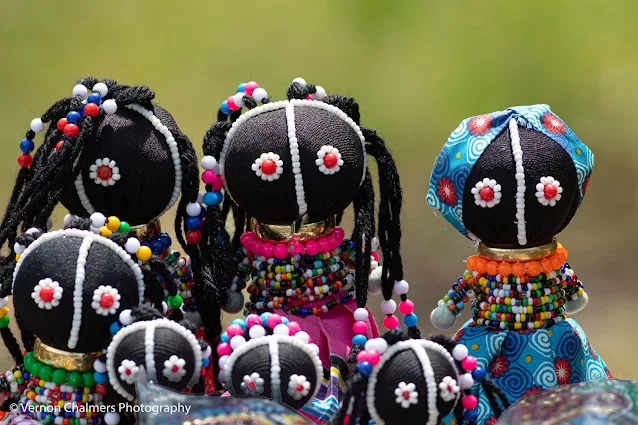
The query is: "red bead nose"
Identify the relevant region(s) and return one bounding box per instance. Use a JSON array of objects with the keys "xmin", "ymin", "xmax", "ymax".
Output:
[
  {"xmin": 39, "ymin": 287, "xmax": 55, "ymax": 303},
  {"xmin": 403, "ymin": 390, "xmax": 410, "ymax": 400},
  {"xmin": 172, "ymin": 365, "xmax": 179, "ymax": 373},
  {"xmin": 261, "ymin": 159, "xmax": 276, "ymax": 175},
  {"xmin": 544, "ymin": 184, "xmax": 558, "ymax": 200},
  {"xmin": 100, "ymin": 293, "xmax": 114, "ymax": 308},
  {"xmin": 296, "ymin": 384, "xmax": 304, "ymax": 392},
  {"xmin": 479, "ymin": 187, "xmax": 494, "ymax": 201},
  {"xmin": 97, "ymin": 165, "xmax": 112, "ymax": 180},
  {"xmin": 323, "ymin": 153, "xmax": 338, "ymax": 168},
  {"xmin": 248, "ymin": 381, "xmax": 256, "ymax": 390}
]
